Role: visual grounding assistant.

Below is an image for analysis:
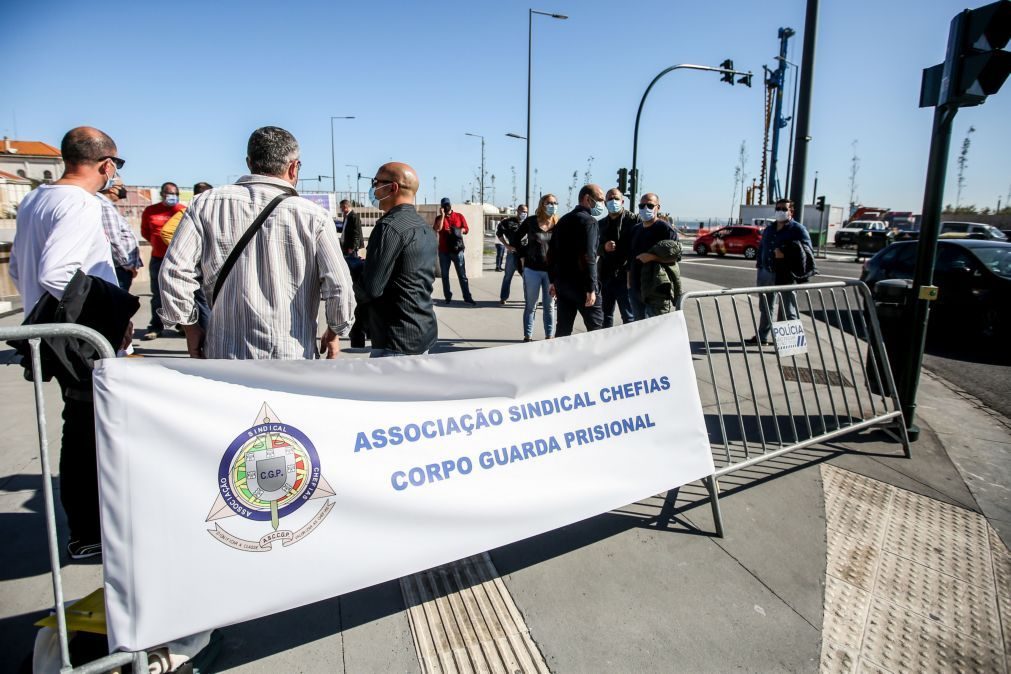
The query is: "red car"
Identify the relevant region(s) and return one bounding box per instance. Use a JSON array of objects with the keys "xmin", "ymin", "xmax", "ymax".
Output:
[{"xmin": 694, "ymin": 225, "xmax": 763, "ymax": 259}]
